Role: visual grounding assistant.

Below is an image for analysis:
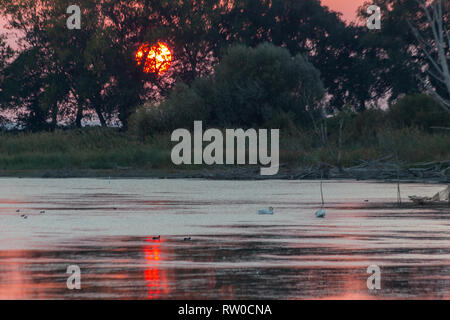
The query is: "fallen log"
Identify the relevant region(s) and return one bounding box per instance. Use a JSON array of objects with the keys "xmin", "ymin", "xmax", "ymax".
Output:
[{"xmin": 409, "ymin": 185, "xmax": 449, "ymax": 205}]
